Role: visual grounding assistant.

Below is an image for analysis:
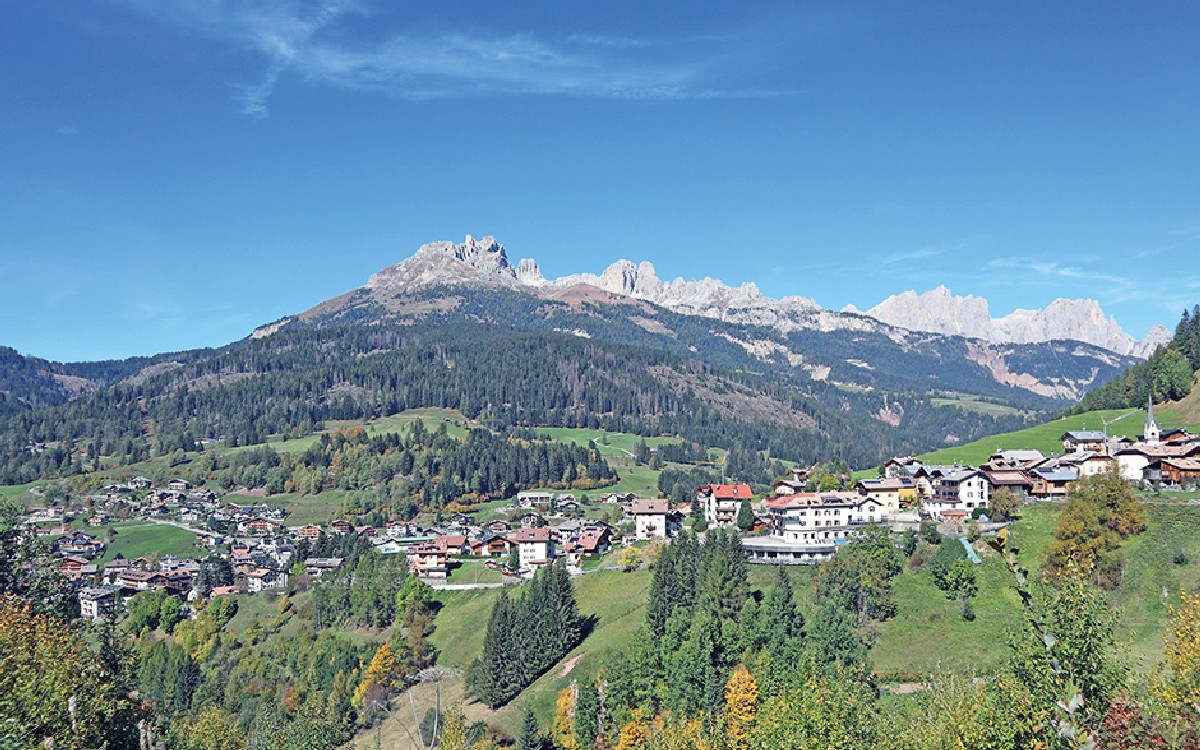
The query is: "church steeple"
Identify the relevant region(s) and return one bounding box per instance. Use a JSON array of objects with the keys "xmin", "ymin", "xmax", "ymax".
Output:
[{"xmin": 1145, "ymin": 393, "xmax": 1161, "ymax": 445}]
